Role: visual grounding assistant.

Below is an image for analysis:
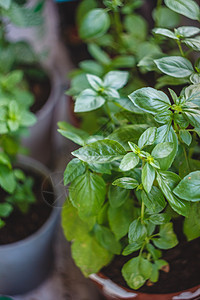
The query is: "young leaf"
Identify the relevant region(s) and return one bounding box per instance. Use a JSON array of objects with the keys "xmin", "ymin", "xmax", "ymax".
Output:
[
  {"xmin": 112, "ymin": 177, "xmax": 139, "ymax": 190},
  {"xmin": 62, "ymin": 199, "xmax": 91, "ymax": 241},
  {"xmin": 58, "ymin": 122, "xmax": 89, "ymax": 146},
  {"xmin": 153, "ymin": 28, "xmax": 178, "ymax": 40},
  {"xmin": 156, "ymin": 171, "xmax": 190, "ymax": 216},
  {"xmin": 164, "ymin": 0, "xmax": 200, "ymax": 21},
  {"xmin": 69, "ymin": 172, "xmax": 106, "ymax": 217},
  {"xmin": 122, "ymin": 257, "xmax": 152, "ymax": 290},
  {"xmin": 183, "ymin": 38, "xmax": 200, "ymax": 52},
  {"xmin": 75, "ymin": 89, "xmax": 105, "ymax": 112},
  {"xmin": 103, "ymin": 71, "xmax": 129, "ymax": 89},
  {"xmin": 138, "ymin": 127, "xmax": 157, "ymax": 149},
  {"xmin": 149, "ymin": 213, "xmax": 171, "ymax": 225},
  {"xmin": 86, "ymin": 74, "xmax": 103, "ymax": 91},
  {"xmin": 94, "ymin": 224, "xmax": 122, "ymax": 254},
  {"xmin": 141, "ymin": 187, "xmax": 166, "ymax": 214},
  {"xmin": 0, "ymin": 203, "xmax": 13, "ymax": 218},
  {"xmin": 122, "ymin": 242, "xmax": 143, "ymax": 256},
  {"xmin": 108, "ymin": 185, "xmax": 129, "ymax": 208},
  {"xmin": 72, "ymin": 140, "xmax": 126, "ymax": 163},
  {"xmin": 79, "ymin": 9, "xmax": 110, "ymax": 39},
  {"xmin": 153, "ymin": 223, "xmax": 178, "ymax": 249},
  {"xmin": 108, "ymin": 198, "xmax": 134, "ymax": 241},
  {"xmin": 0, "ymin": 165, "xmax": 16, "ymax": 193},
  {"xmin": 179, "ymin": 130, "xmax": 192, "ymax": 146},
  {"xmin": 142, "ymin": 163, "xmax": 155, "ymax": 193},
  {"xmin": 129, "ymin": 87, "xmax": 171, "ymax": 115},
  {"xmin": 64, "ymin": 158, "xmax": 86, "ymax": 185},
  {"xmin": 176, "ymin": 26, "xmax": 200, "ymax": 38},
  {"xmin": 155, "ymin": 56, "xmax": 194, "ymax": 78},
  {"xmin": 173, "ymin": 171, "xmax": 200, "ymax": 201},
  {"xmin": 183, "ymin": 203, "xmax": 200, "ymax": 241},
  {"xmin": 152, "ymin": 142, "xmax": 174, "ymax": 159},
  {"xmin": 72, "ymin": 235, "xmax": 113, "ymax": 276},
  {"xmin": 119, "ymin": 152, "xmax": 139, "ymax": 171},
  {"xmin": 128, "ymin": 219, "xmax": 147, "ymax": 243}
]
